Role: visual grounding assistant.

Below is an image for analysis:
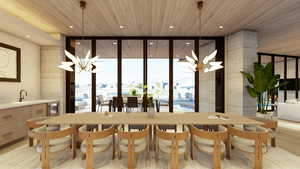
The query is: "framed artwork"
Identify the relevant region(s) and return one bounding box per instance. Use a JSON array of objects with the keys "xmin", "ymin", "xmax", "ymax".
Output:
[{"xmin": 0, "ymin": 42, "xmax": 21, "ymax": 82}]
